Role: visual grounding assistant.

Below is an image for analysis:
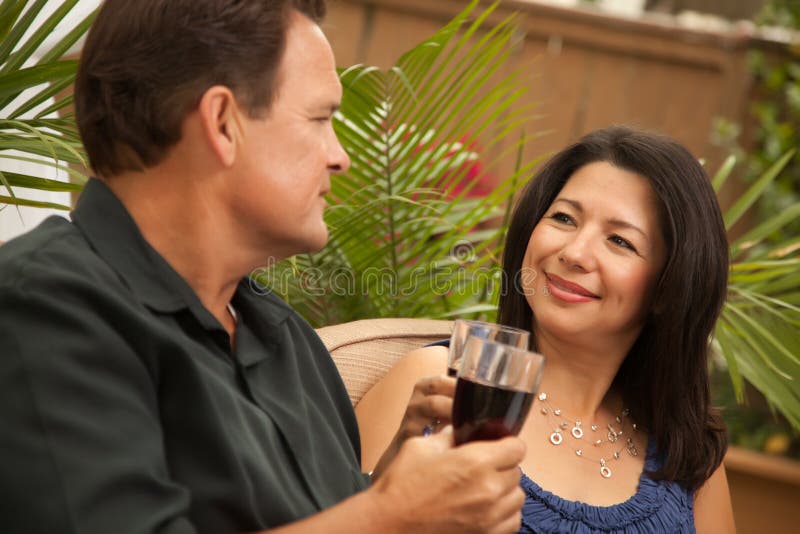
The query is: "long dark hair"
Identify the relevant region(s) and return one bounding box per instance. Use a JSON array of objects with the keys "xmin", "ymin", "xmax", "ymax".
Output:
[{"xmin": 499, "ymin": 126, "xmax": 728, "ymax": 491}]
